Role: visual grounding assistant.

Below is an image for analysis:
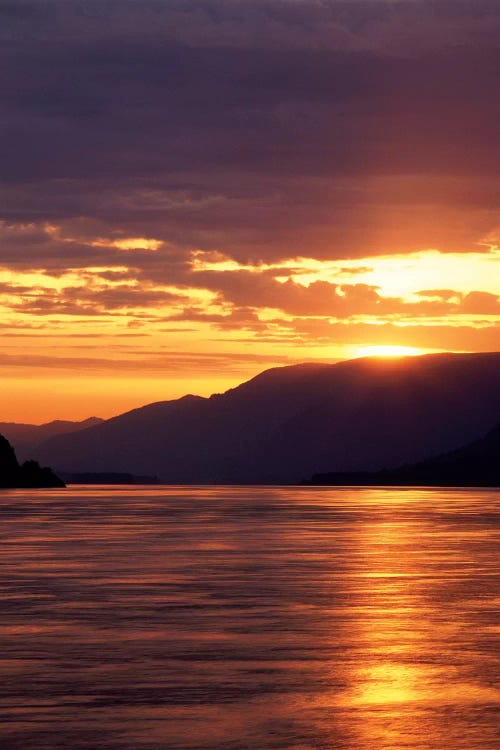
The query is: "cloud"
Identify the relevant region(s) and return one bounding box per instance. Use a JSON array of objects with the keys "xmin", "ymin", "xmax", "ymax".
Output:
[
  {"xmin": 1, "ymin": 1, "xmax": 500, "ymax": 266},
  {"xmin": 415, "ymin": 289, "xmax": 460, "ymax": 301},
  {"xmin": 0, "ymin": 1, "xmax": 499, "ymax": 415},
  {"xmin": 460, "ymin": 291, "xmax": 500, "ymax": 315},
  {"xmin": 0, "ymin": 348, "xmax": 305, "ymax": 375},
  {"xmin": 287, "ymin": 318, "xmax": 500, "ymax": 352},
  {"xmin": 1, "ymin": 251, "xmax": 499, "ymax": 327}
]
